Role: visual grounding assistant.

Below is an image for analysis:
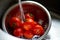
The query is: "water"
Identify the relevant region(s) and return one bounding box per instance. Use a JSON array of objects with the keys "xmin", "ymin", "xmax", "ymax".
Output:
[{"xmin": 18, "ymin": 0, "xmax": 25, "ymax": 22}]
